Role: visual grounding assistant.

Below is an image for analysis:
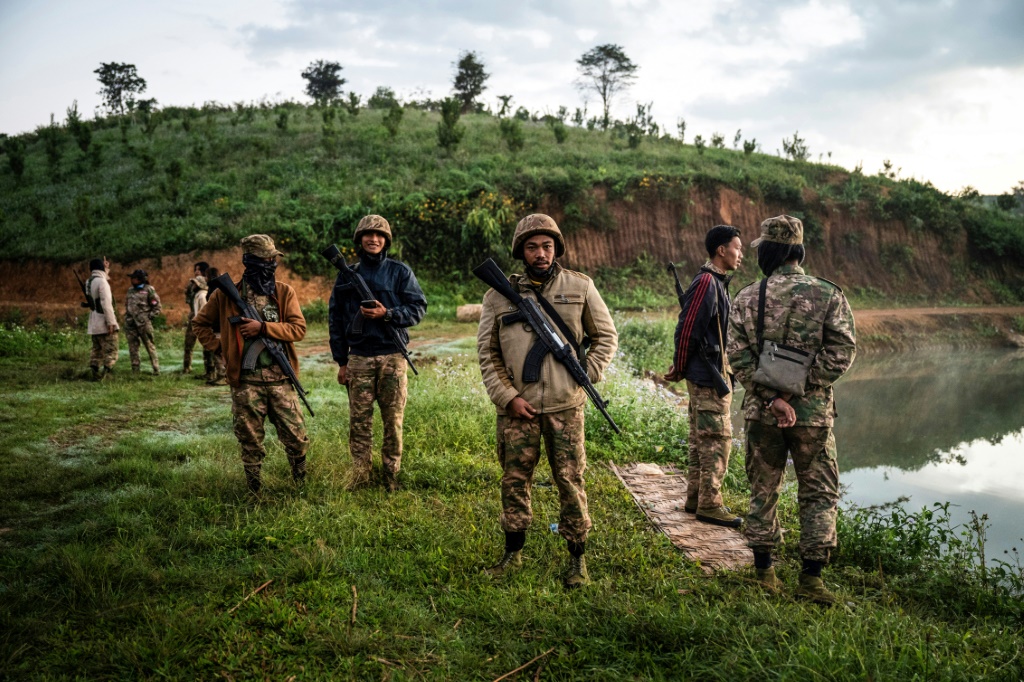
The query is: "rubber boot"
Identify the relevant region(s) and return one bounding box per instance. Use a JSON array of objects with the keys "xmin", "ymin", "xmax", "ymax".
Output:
[
  {"xmin": 564, "ymin": 555, "xmax": 590, "ymax": 589},
  {"xmin": 244, "ymin": 465, "xmax": 262, "ymax": 497},
  {"xmin": 695, "ymin": 506, "xmax": 743, "ymax": 528},
  {"xmin": 794, "ymin": 573, "xmax": 839, "ymax": 605},
  {"xmin": 483, "ymin": 551, "xmax": 522, "ymax": 578},
  {"xmin": 755, "ymin": 566, "xmax": 783, "ymax": 593}
]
